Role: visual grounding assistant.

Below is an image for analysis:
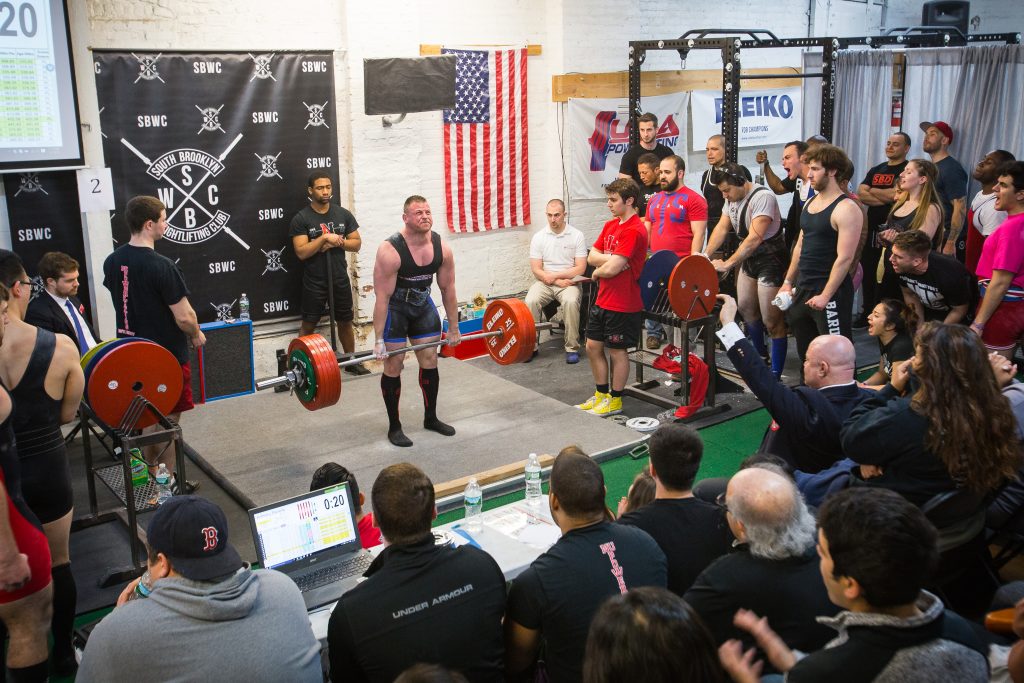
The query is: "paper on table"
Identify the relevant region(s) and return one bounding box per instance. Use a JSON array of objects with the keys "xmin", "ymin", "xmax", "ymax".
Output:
[{"xmin": 517, "ymin": 522, "xmax": 561, "ymax": 548}]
